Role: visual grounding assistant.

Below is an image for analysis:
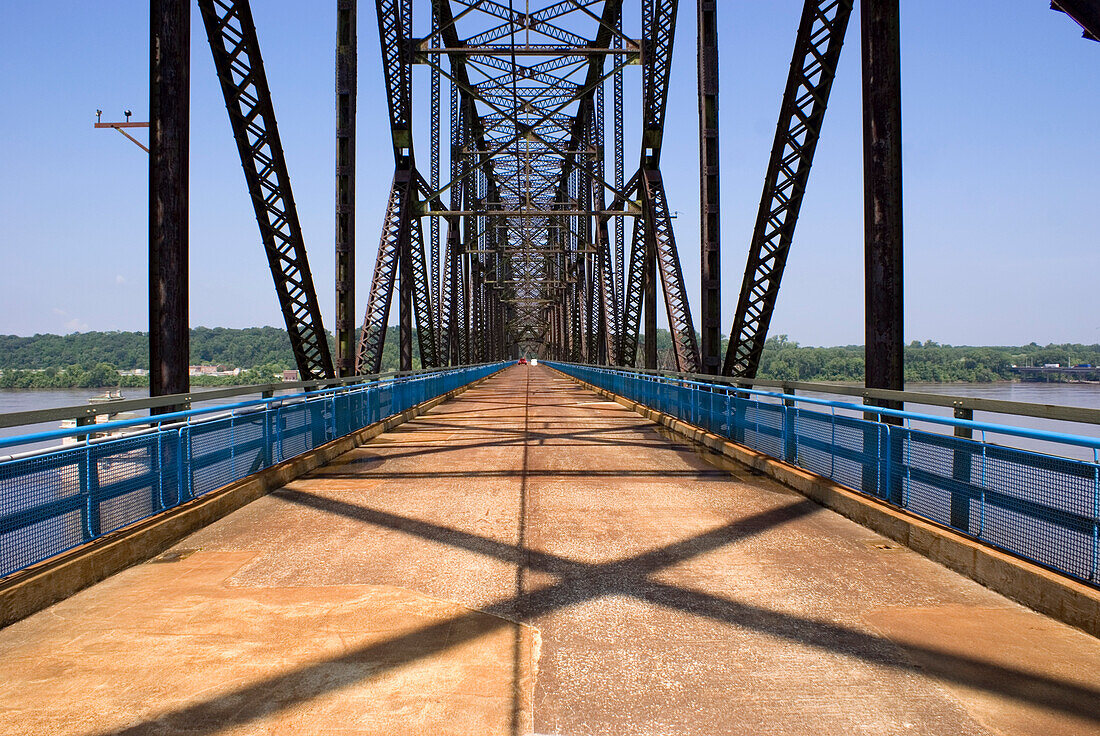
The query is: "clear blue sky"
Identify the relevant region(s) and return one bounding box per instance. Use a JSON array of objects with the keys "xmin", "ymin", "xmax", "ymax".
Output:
[{"xmin": 1, "ymin": 1, "xmax": 1097, "ymax": 346}]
